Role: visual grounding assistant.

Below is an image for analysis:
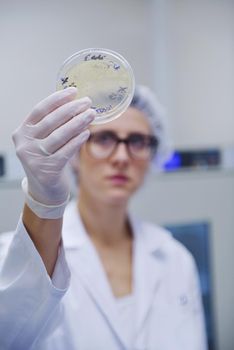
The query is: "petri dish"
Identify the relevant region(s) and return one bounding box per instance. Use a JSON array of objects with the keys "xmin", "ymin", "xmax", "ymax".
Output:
[{"xmin": 56, "ymin": 48, "xmax": 135, "ymax": 124}]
